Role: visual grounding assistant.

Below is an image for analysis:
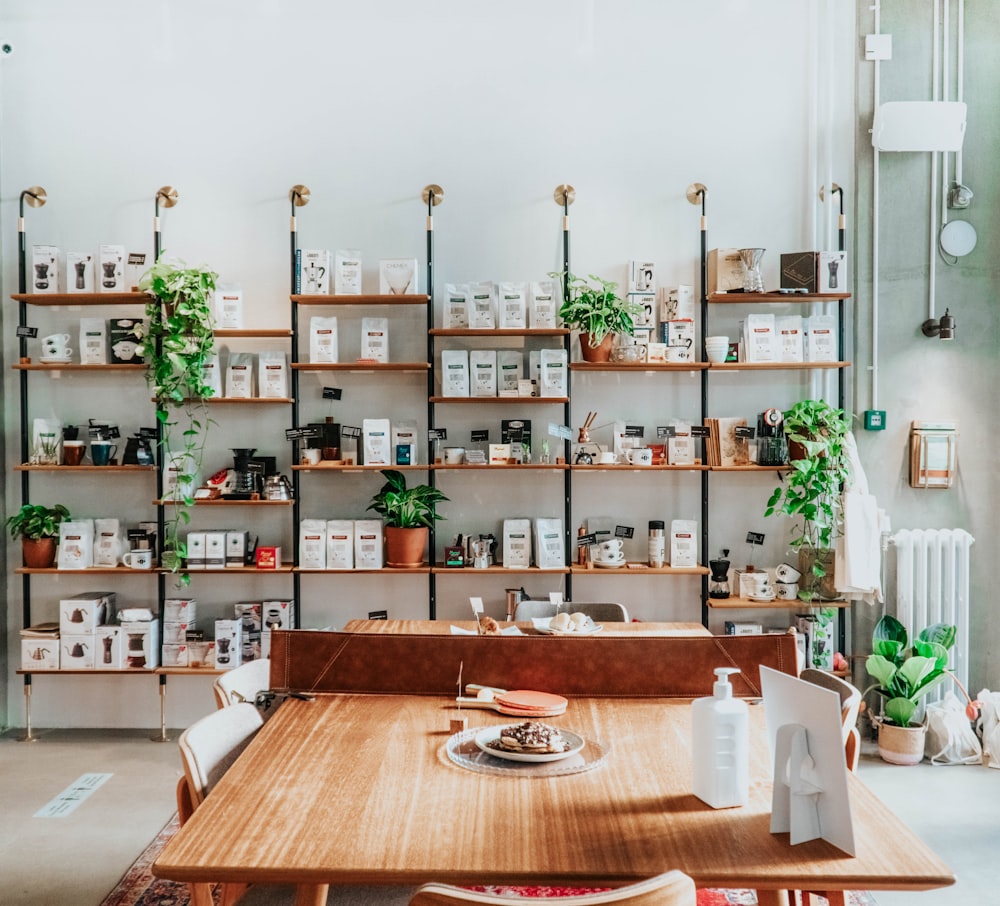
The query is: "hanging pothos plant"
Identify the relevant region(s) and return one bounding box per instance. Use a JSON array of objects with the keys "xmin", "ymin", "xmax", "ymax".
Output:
[{"xmin": 136, "ymin": 256, "xmax": 218, "ymax": 585}]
